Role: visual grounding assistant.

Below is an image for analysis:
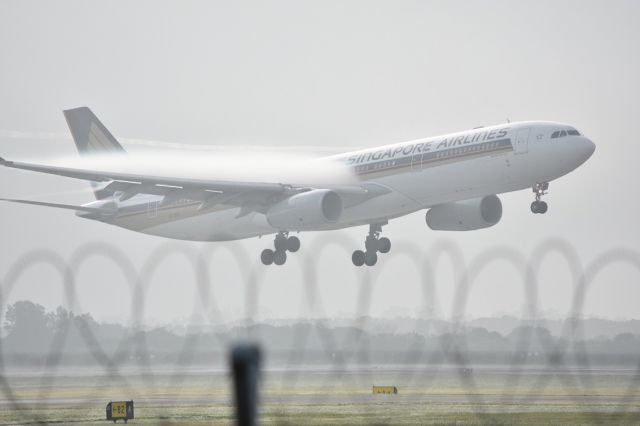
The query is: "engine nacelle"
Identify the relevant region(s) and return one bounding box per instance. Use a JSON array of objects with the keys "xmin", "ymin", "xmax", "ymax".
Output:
[
  {"xmin": 266, "ymin": 189, "xmax": 343, "ymax": 230},
  {"xmin": 426, "ymin": 195, "xmax": 502, "ymax": 231}
]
